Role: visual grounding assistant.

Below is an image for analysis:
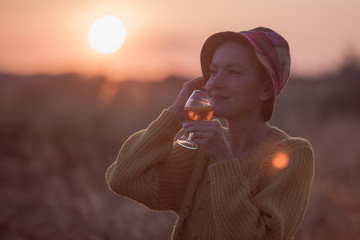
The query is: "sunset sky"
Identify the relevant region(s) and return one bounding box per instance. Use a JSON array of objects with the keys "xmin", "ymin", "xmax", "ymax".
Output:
[{"xmin": 1, "ymin": 0, "xmax": 359, "ymax": 81}]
